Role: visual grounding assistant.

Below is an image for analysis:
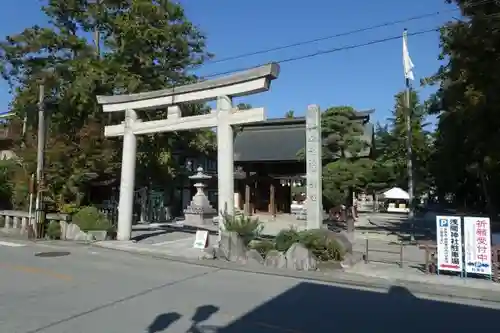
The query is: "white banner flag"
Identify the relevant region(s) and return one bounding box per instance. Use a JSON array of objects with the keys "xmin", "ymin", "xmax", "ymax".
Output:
[{"xmin": 403, "ymin": 30, "xmax": 414, "ymax": 81}]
